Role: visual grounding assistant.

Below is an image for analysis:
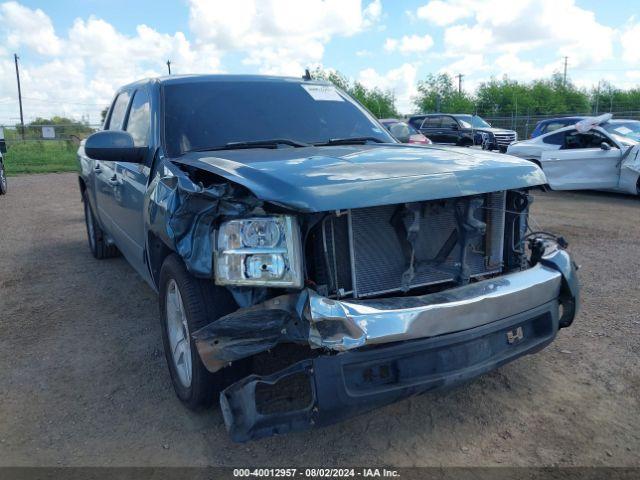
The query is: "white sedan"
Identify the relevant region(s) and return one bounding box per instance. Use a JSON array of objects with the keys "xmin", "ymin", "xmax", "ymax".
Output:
[{"xmin": 507, "ymin": 118, "xmax": 640, "ymax": 195}]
